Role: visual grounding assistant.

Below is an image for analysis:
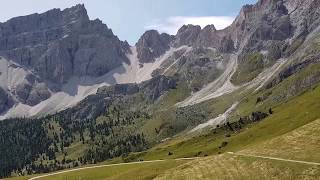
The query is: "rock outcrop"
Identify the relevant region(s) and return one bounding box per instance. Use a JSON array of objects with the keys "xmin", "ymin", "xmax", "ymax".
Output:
[
  {"xmin": 98, "ymin": 75, "xmax": 176, "ymax": 101},
  {"xmin": 174, "ymin": 25, "xmax": 202, "ymax": 47},
  {"xmin": 68, "ymin": 75, "xmax": 176, "ymax": 120},
  {"xmin": 165, "ymin": 0, "xmax": 308, "ymax": 56},
  {"xmin": 197, "ymin": 25, "xmax": 217, "ymax": 46},
  {"xmin": 136, "ymin": 30, "xmax": 173, "ymax": 63},
  {"xmin": 1, "ymin": 0, "xmax": 320, "ymax": 117},
  {"xmin": 97, "ymin": 84, "xmax": 140, "ymax": 97},
  {"xmin": 0, "ymin": 88, "xmax": 13, "ymax": 113},
  {"xmin": 0, "ymin": 4, "xmax": 130, "ymax": 84},
  {"xmin": 140, "ymin": 75, "xmax": 176, "ymax": 101},
  {"xmin": 226, "ymin": 0, "xmax": 292, "ymax": 54},
  {"xmin": 0, "ymin": 4, "xmax": 131, "ymax": 109}
]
